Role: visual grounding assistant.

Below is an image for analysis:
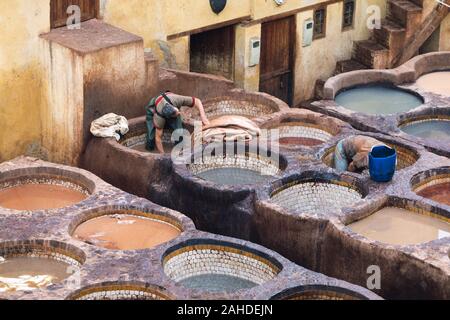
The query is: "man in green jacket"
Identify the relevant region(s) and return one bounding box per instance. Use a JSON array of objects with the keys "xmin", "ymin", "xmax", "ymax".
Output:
[{"xmin": 145, "ymin": 91, "xmax": 210, "ymax": 154}]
